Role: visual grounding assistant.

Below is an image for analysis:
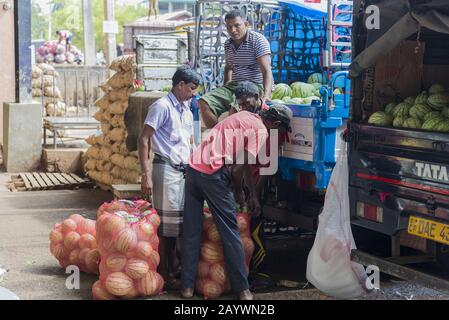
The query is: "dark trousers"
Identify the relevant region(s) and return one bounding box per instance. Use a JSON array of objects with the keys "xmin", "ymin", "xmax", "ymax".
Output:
[{"xmin": 181, "ymin": 166, "xmax": 249, "ymax": 293}]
